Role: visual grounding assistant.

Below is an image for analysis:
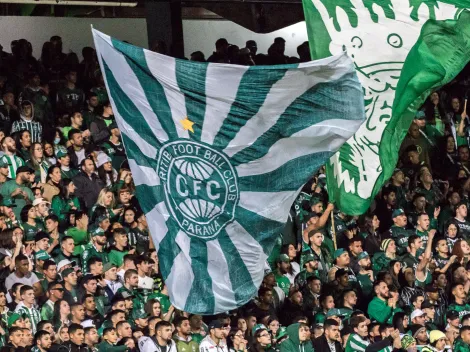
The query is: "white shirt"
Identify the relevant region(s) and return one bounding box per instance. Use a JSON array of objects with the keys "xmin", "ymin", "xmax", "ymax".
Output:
[{"xmin": 138, "ymin": 275, "xmax": 154, "ymax": 290}]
